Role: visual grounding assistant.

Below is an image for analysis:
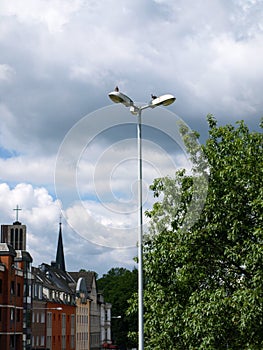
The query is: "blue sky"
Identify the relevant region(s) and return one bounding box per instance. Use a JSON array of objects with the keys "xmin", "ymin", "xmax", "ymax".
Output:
[{"xmin": 0, "ymin": 0, "xmax": 262, "ymax": 276}]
